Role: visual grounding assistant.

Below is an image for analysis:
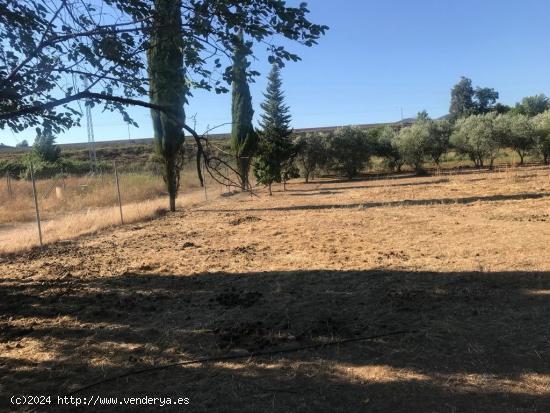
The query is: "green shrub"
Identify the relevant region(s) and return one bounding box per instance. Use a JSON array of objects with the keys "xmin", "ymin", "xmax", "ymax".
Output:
[{"xmin": 327, "ymin": 126, "xmax": 371, "ymax": 179}]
